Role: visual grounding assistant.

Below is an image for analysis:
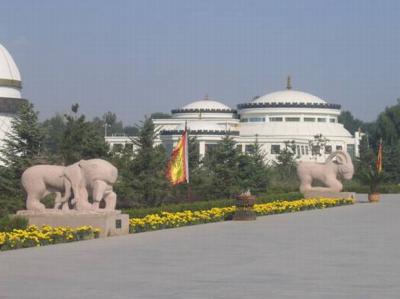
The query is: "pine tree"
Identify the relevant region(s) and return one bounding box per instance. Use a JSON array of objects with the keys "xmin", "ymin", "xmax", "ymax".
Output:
[
  {"xmin": 238, "ymin": 141, "xmax": 270, "ymax": 194},
  {"xmin": 202, "ymin": 134, "xmax": 241, "ymax": 198},
  {"xmin": 273, "ymin": 140, "xmax": 297, "ymax": 180},
  {"xmin": 129, "ymin": 118, "xmax": 169, "ymax": 206},
  {"xmin": 60, "ymin": 104, "xmax": 109, "ymax": 165},
  {"xmin": 0, "ymin": 102, "xmax": 44, "ymax": 213},
  {"xmin": 41, "ymin": 113, "xmax": 66, "ymax": 162}
]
